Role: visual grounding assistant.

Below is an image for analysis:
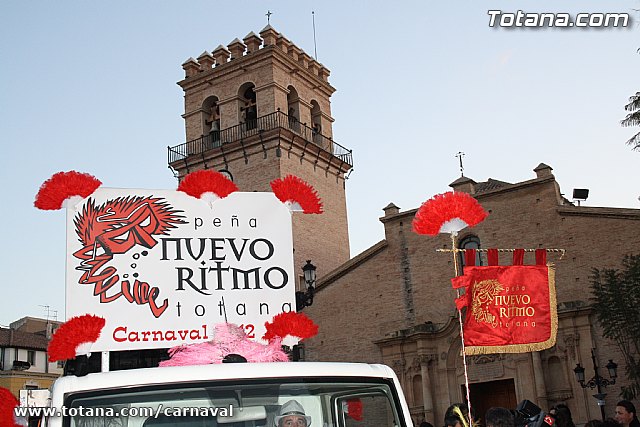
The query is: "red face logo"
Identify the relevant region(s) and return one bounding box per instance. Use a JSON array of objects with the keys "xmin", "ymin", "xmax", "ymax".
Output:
[{"xmin": 72, "ymin": 196, "xmax": 186, "ymax": 317}]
